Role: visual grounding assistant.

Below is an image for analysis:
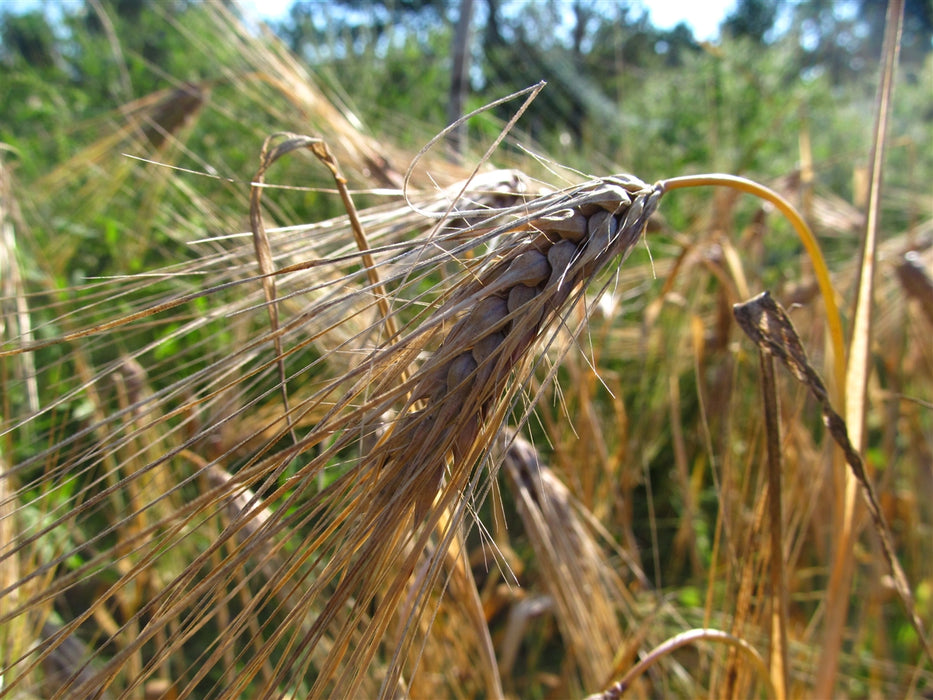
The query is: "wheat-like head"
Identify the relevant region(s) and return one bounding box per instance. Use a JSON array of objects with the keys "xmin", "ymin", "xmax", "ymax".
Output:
[
  {"xmin": 373, "ymin": 175, "xmax": 661, "ymax": 515},
  {"xmin": 1, "ymin": 167, "xmax": 660, "ymax": 699}
]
